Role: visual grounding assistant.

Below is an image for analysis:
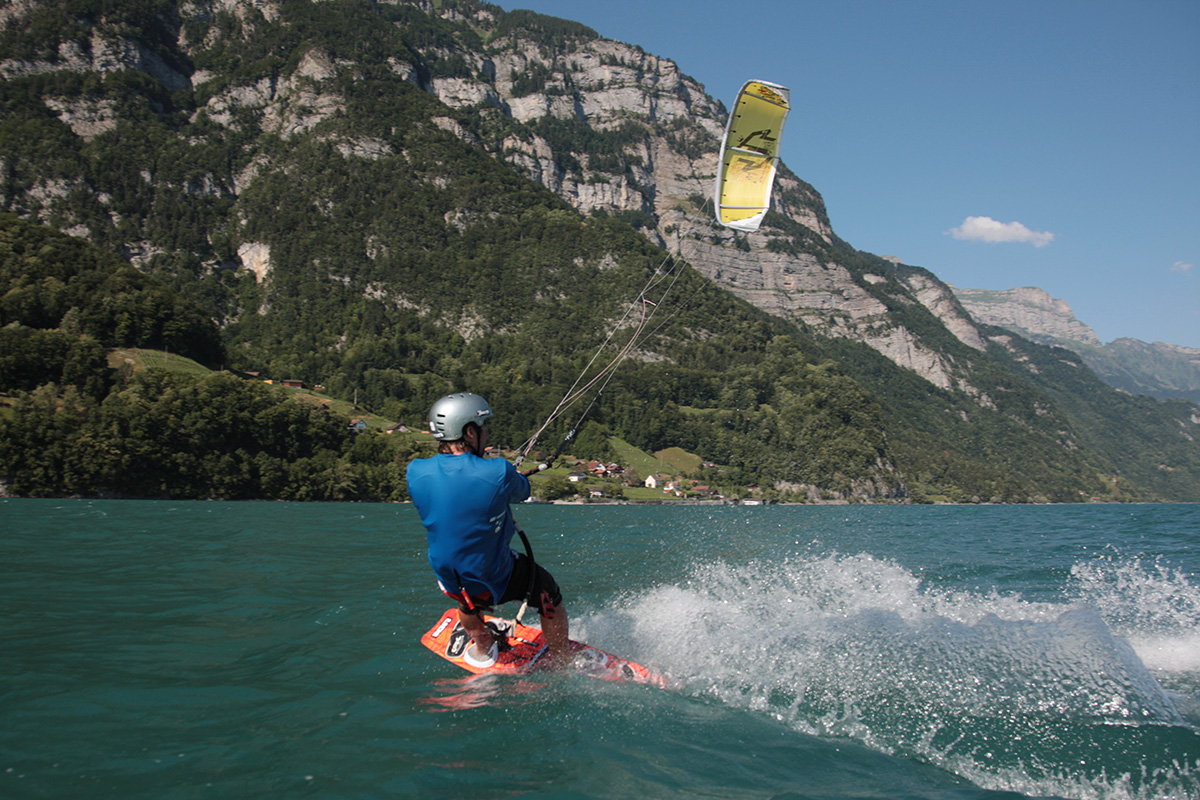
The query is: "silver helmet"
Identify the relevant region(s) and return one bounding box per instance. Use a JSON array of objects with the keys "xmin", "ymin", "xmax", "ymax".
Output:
[{"xmin": 427, "ymin": 393, "xmax": 493, "ymax": 440}]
